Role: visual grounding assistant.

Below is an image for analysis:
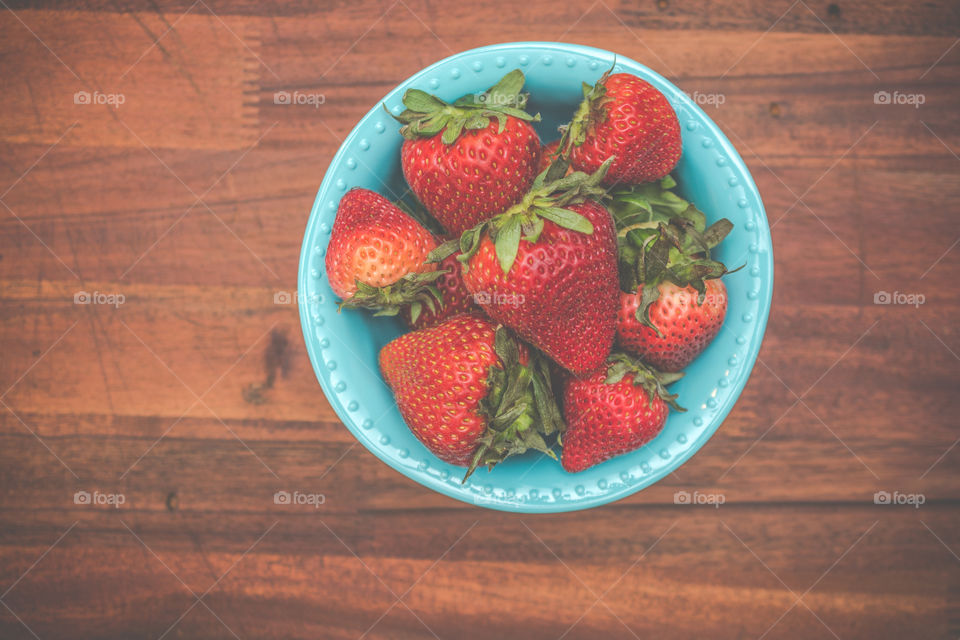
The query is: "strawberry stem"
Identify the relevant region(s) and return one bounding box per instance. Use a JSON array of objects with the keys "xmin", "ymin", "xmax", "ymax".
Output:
[
  {"xmin": 434, "ymin": 157, "xmax": 615, "ymax": 277},
  {"xmin": 463, "ymin": 328, "xmax": 565, "ymax": 482},
  {"xmin": 387, "ymin": 69, "xmax": 541, "ymax": 143},
  {"xmin": 604, "ymin": 352, "xmax": 685, "ymax": 412},
  {"xmin": 606, "ymin": 177, "xmax": 736, "ymax": 331},
  {"xmin": 556, "ymin": 62, "xmax": 616, "ymax": 159},
  {"xmin": 338, "ymin": 269, "xmax": 447, "ymax": 318}
]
